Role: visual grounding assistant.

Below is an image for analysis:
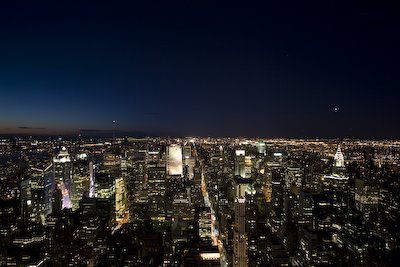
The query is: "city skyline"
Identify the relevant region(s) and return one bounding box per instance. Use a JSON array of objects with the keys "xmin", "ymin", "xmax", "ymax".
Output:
[
  {"xmin": 1, "ymin": 2, "xmax": 400, "ymax": 265},
  {"xmin": 2, "ymin": 136, "xmax": 400, "ymax": 266},
  {"xmin": 1, "ymin": 1, "xmax": 399, "ymax": 138}
]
